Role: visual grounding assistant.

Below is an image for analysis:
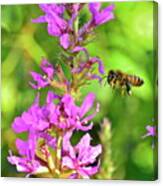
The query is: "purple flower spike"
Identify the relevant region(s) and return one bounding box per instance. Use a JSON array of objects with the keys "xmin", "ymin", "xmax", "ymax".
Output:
[
  {"xmin": 62, "ymin": 132, "xmax": 102, "ymax": 178},
  {"xmin": 32, "ymin": 3, "xmax": 81, "ymax": 49},
  {"xmin": 30, "ymin": 58, "xmax": 55, "ymax": 89},
  {"xmin": 89, "ymin": 3, "xmax": 115, "ymax": 26}
]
